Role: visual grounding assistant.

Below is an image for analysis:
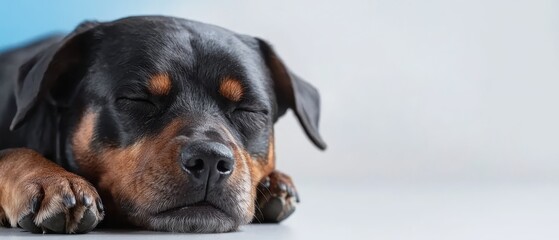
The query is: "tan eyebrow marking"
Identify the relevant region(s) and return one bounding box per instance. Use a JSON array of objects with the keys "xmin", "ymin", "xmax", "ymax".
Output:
[
  {"xmin": 148, "ymin": 73, "xmax": 172, "ymax": 95},
  {"xmin": 219, "ymin": 77, "xmax": 244, "ymax": 102}
]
